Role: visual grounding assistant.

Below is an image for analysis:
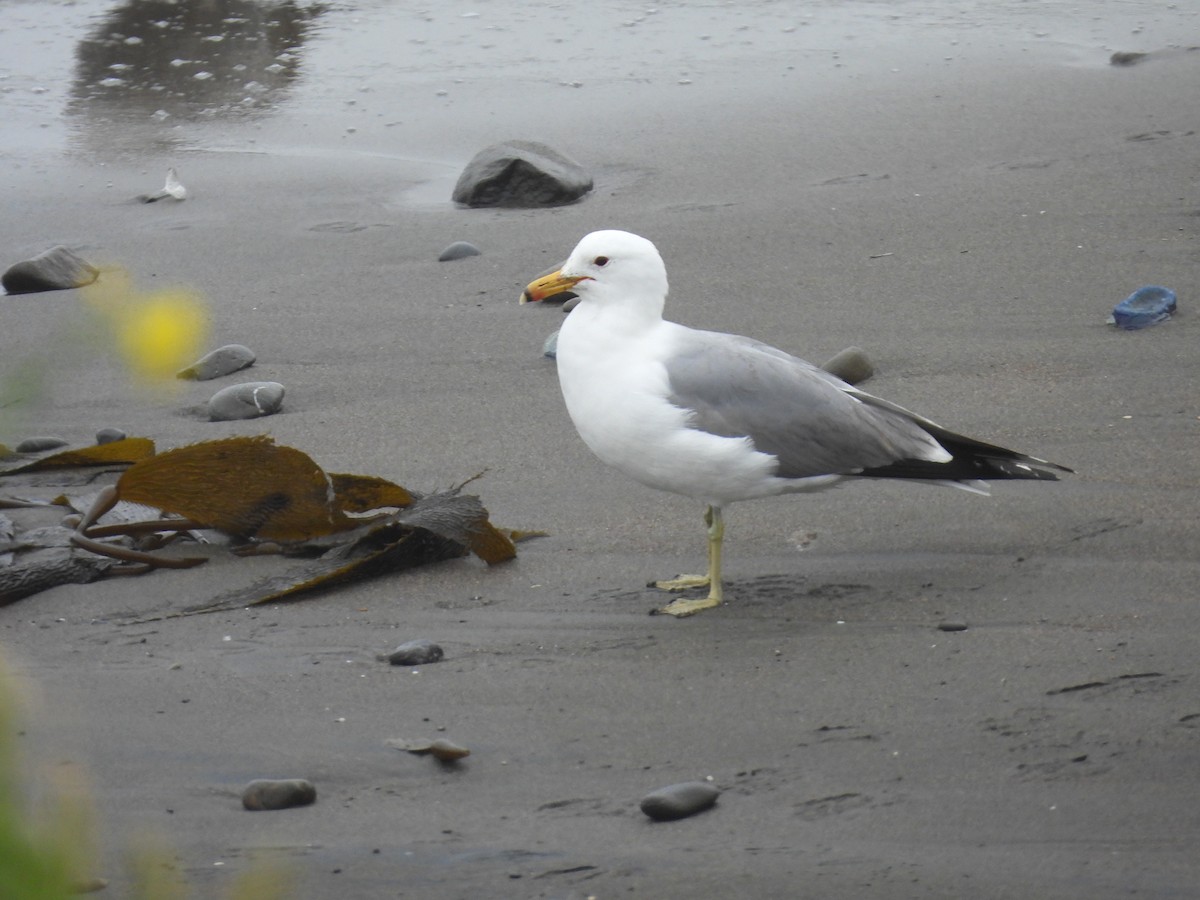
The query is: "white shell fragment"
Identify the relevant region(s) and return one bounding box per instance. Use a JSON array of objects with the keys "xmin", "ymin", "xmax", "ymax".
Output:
[{"xmin": 140, "ymin": 167, "xmax": 188, "ymax": 203}]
